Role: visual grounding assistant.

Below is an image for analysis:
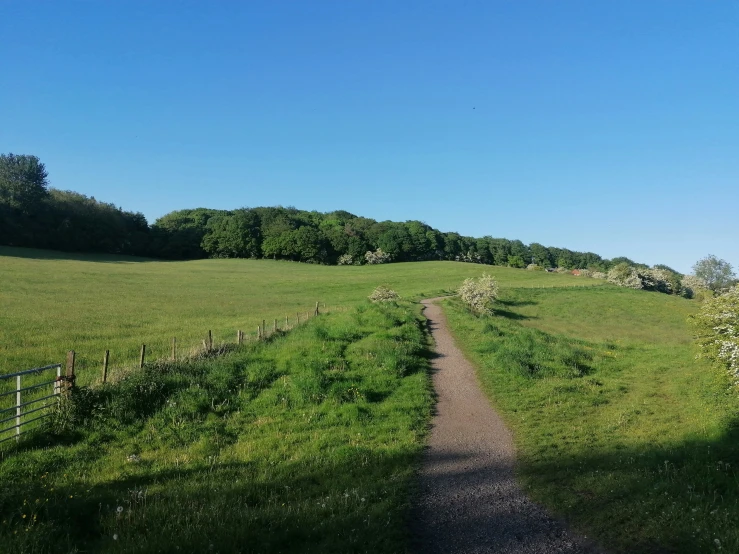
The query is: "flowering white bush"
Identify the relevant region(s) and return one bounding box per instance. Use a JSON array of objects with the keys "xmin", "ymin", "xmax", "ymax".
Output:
[
  {"xmin": 607, "ymin": 263, "xmax": 643, "ymax": 289},
  {"xmin": 640, "ymin": 268, "xmax": 675, "ymax": 294},
  {"xmin": 555, "ymin": 267, "xmax": 569, "ymax": 274},
  {"xmin": 364, "ymin": 249, "xmax": 392, "ymax": 265},
  {"xmin": 526, "ymin": 264, "xmax": 543, "ymax": 271},
  {"xmin": 691, "ymin": 285, "xmax": 739, "ymax": 383},
  {"xmin": 458, "ymin": 273, "xmax": 499, "ymax": 315},
  {"xmin": 578, "ymin": 269, "xmax": 593, "ymax": 278},
  {"xmin": 591, "ymin": 271, "xmax": 607, "ymax": 280},
  {"xmin": 681, "ymin": 274, "xmax": 709, "ymax": 299},
  {"xmin": 337, "ymin": 253, "xmax": 354, "ymax": 265},
  {"xmin": 368, "ymin": 285, "xmax": 400, "ymax": 302}
]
